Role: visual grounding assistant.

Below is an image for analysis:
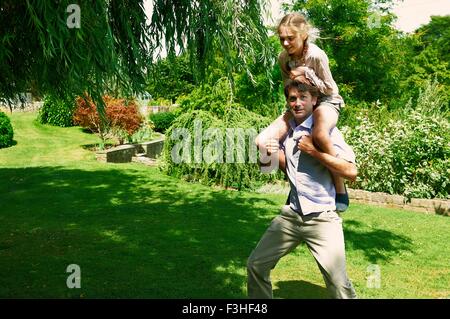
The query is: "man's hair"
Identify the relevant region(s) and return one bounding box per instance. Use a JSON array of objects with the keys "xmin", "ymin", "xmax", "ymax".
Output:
[{"xmin": 284, "ymin": 80, "xmax": 319, "ymax": 99}]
